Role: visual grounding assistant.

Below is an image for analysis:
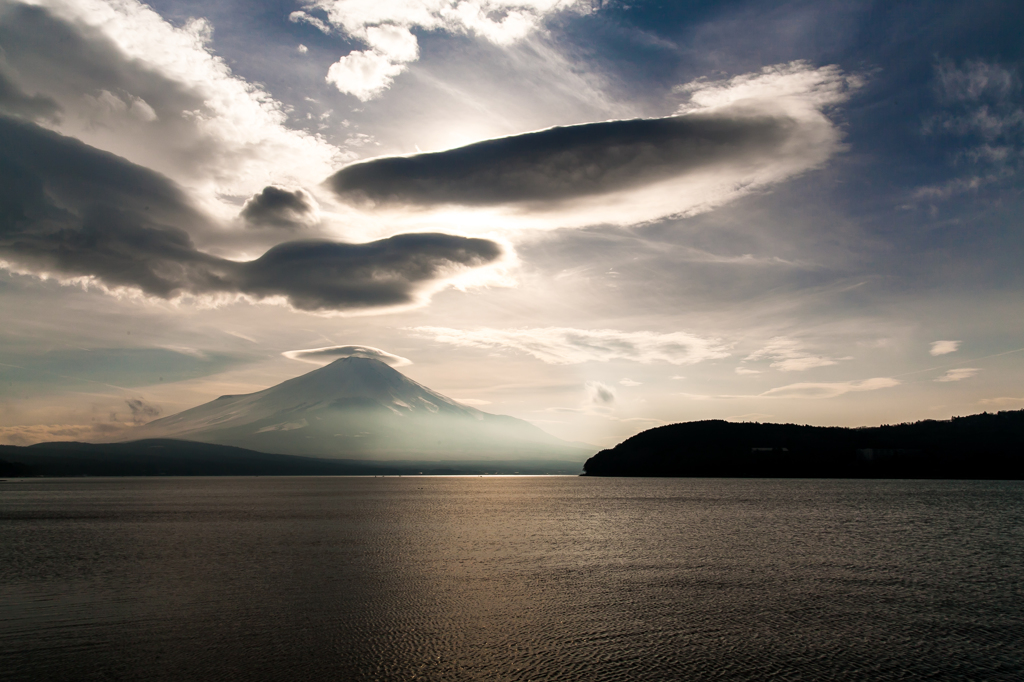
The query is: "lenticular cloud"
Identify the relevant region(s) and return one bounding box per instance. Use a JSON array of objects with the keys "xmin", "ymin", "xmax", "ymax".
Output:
[
  {"xmin": 0, "ymin": 116, "xmax": 505, "ymax": 313},
  {"xmin": 283, "ymin": 345, "xmax": 413, "ymax": 366},
  {"xmin": 327, "ymin": 61, "xmax": 861, "ymax": 230}
]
